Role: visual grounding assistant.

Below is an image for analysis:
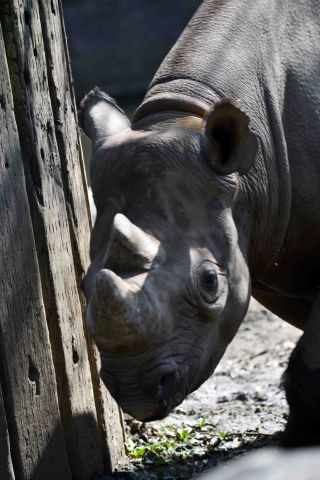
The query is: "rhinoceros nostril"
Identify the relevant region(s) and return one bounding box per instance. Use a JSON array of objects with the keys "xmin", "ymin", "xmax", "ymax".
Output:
[
  {"xmin": 141, "ymin": 364, "xmax": 178, "ymax": 401},
  {"xmin": 155, "ymin": 370, "xmax": 177, "ymax": 400}
]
